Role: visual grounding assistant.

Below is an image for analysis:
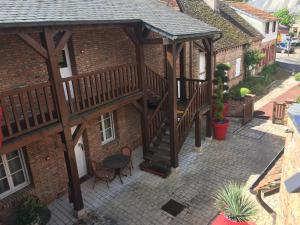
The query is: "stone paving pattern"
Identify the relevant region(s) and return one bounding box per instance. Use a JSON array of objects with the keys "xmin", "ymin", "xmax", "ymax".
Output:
[{"xmin": 48, "ymin": 118, "xmax": 286, "ymax": 225}]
